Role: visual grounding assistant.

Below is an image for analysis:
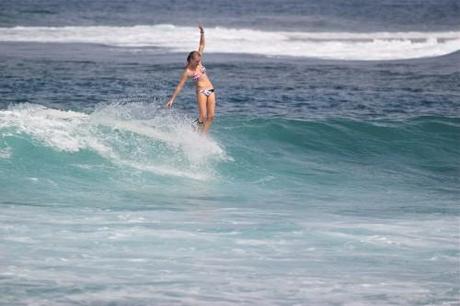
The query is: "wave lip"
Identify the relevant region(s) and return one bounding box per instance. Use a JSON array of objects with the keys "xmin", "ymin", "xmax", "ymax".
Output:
[
  {"xmin": 0, "ymin": 25, "xmax": 459, "ymax": 60},
  {"xmin": 0, "ymin": 103, "xmax": 227, "ymax": 180}
]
